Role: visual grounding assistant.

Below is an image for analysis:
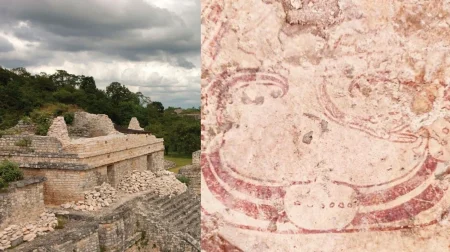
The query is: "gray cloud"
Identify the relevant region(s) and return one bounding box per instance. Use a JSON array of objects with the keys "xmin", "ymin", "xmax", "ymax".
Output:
[
  {"xmin": 0, "ymin": 0, "xmax": 199, "ymax": 65},
  {"xmin": 0, "ymin": 37, "xmax": 13, "ymax": 52},
  {"xmin": 0, "ymin": 0, "xmax": 200, "ymax": 108}
]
